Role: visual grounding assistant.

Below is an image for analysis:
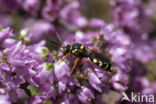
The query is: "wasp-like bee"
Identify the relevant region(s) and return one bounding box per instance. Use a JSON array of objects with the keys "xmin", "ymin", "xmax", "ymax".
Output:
[
  {"xmin": 50, "ymin": 33, "xmax": 112, "ymax": 76},
  {"xmin": 62, "ymin": 42, "xmax": 112, "ymax": 76}
]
